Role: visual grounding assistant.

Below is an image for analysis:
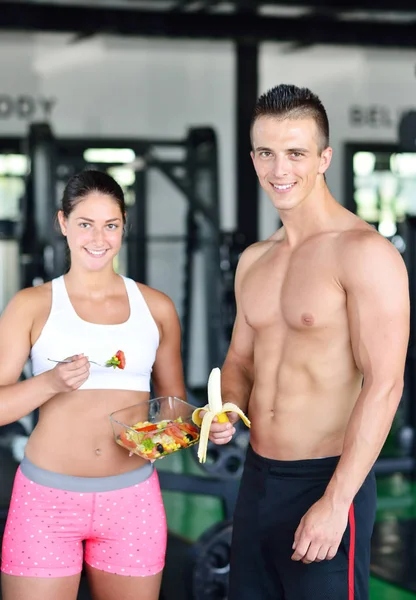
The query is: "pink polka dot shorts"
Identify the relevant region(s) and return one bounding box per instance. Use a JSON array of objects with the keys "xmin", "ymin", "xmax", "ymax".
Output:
[{"xmin": 1, "ymin": 461, "xmax": 167, "ymax": 578}]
